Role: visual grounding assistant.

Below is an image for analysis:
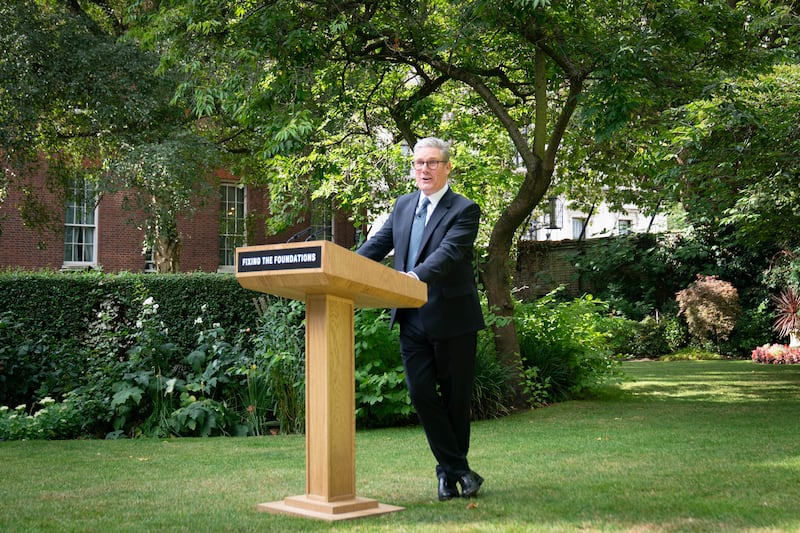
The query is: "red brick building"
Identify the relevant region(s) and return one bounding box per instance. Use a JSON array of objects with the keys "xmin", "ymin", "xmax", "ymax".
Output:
[{"xmin": 0, "ymin": 162, "xmax": 359, "ymax": 273}]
